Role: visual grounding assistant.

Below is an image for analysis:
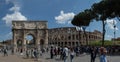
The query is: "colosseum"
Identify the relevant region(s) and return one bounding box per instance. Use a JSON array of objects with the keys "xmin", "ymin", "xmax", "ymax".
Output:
[{"xmin": 48, "ymin": 27, "xmax": 102, "ymax": 47}]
